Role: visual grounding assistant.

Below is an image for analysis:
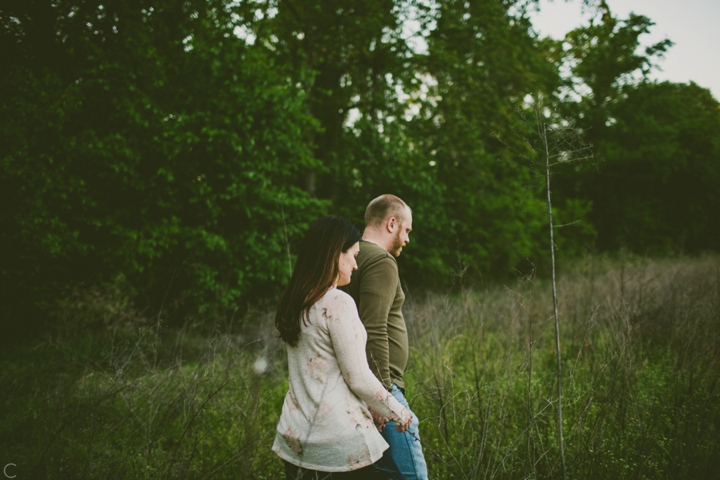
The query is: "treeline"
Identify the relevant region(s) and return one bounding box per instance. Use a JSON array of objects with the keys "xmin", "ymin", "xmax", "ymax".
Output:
[{"xmin": 2, "ymin": 0, "xmax": 719, "ymax": 337}]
